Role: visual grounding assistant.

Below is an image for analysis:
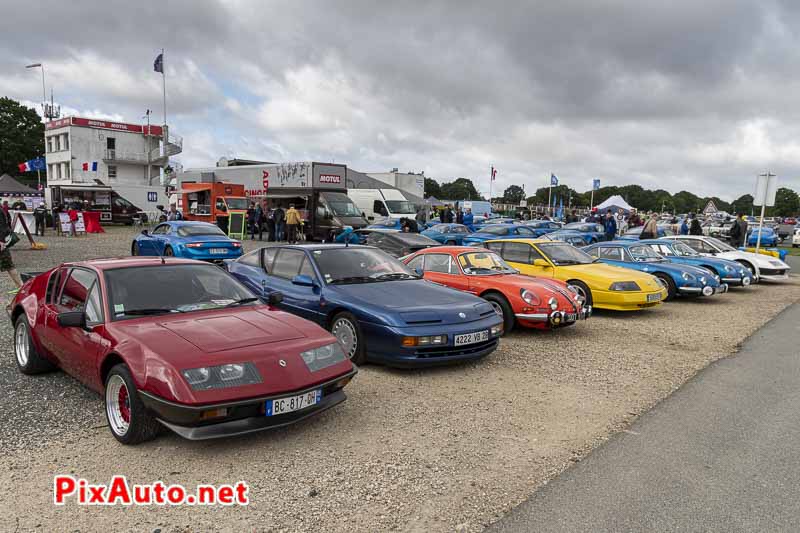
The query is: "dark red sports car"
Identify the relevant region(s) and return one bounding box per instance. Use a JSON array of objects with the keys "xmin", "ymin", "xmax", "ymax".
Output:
[{"xmin": 8, "ymin": 257, "xmax": 356, "ymax": 444}]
